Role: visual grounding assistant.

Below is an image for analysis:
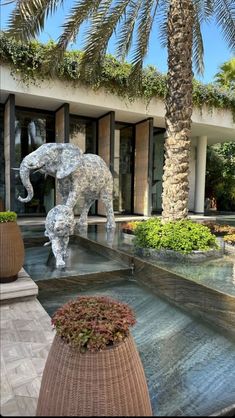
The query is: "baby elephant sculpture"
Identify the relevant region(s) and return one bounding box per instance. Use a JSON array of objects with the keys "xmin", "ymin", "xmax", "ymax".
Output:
[
  {"xmin": 18, "ymin": 143, "xmax": 115, "ymax": 229},
  {"xmin": 44, "ymin": 205, "xmax": 75, "ymax": 268}
]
